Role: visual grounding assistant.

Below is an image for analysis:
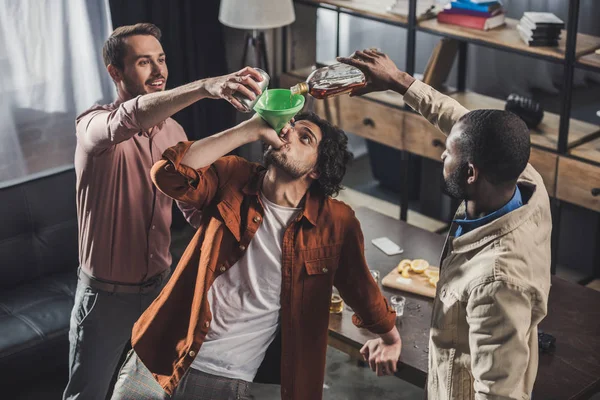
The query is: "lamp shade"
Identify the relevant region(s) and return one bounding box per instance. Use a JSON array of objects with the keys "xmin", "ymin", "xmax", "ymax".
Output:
[{"xmin": 219, "ymin": 0, "xmax": 296, "ymax": 30}]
